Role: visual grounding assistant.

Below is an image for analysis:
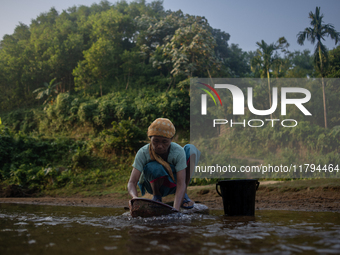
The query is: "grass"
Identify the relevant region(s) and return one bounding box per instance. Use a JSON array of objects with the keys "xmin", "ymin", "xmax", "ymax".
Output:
[
  {"xmin": 186, "ymin": 178, "xmax": 340, "ymax": 193},
  {"xmin": 257, "ymin": 178, "xmax": 340, "ymax": 192},
  {"xmin": 39, "ymin": 178, "xmax": 340, "ymax": 198}
]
